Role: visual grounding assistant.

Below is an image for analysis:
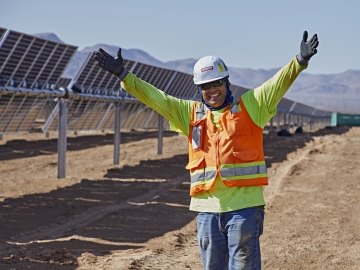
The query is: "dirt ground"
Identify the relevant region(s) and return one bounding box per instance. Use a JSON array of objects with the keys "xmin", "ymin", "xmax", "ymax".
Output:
[{"xmin": 0, "ymin": 126, "xmax": 359, "ymax": 269}]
